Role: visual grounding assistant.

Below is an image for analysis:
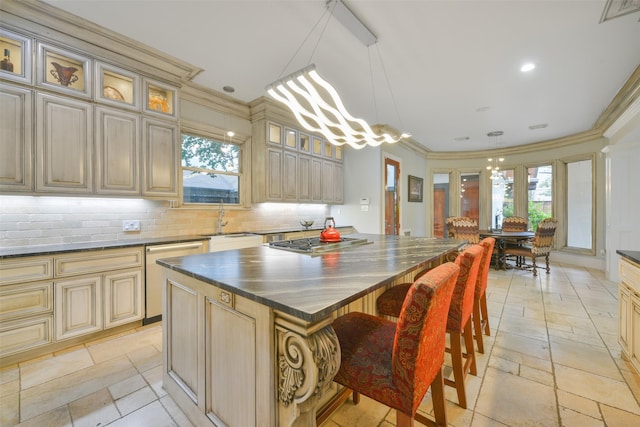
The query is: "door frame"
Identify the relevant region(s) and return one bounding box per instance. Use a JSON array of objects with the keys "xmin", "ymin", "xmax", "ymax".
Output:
[{"xmin": 382, "ymin": 152, "xmax": 402, "ymax": 235}]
